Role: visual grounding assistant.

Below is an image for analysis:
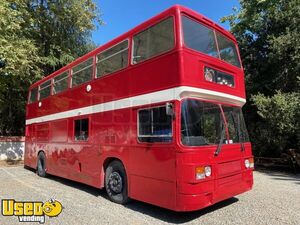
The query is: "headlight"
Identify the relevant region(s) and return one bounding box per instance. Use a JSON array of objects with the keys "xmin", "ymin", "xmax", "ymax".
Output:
[
  {"xmin": 245, "ymin": 158, "xmax": 254, "ymax": 169},
  {"xmin": 245, "ymin": 159, "xmax": 250, "ymax": 168},
  {"xmin": 204, "ymin": 166, "xmax": 212, "ymax": 177},
  {"xmin": 196, "ymin": 166, "xmax": 212, "ymax": 180}
]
